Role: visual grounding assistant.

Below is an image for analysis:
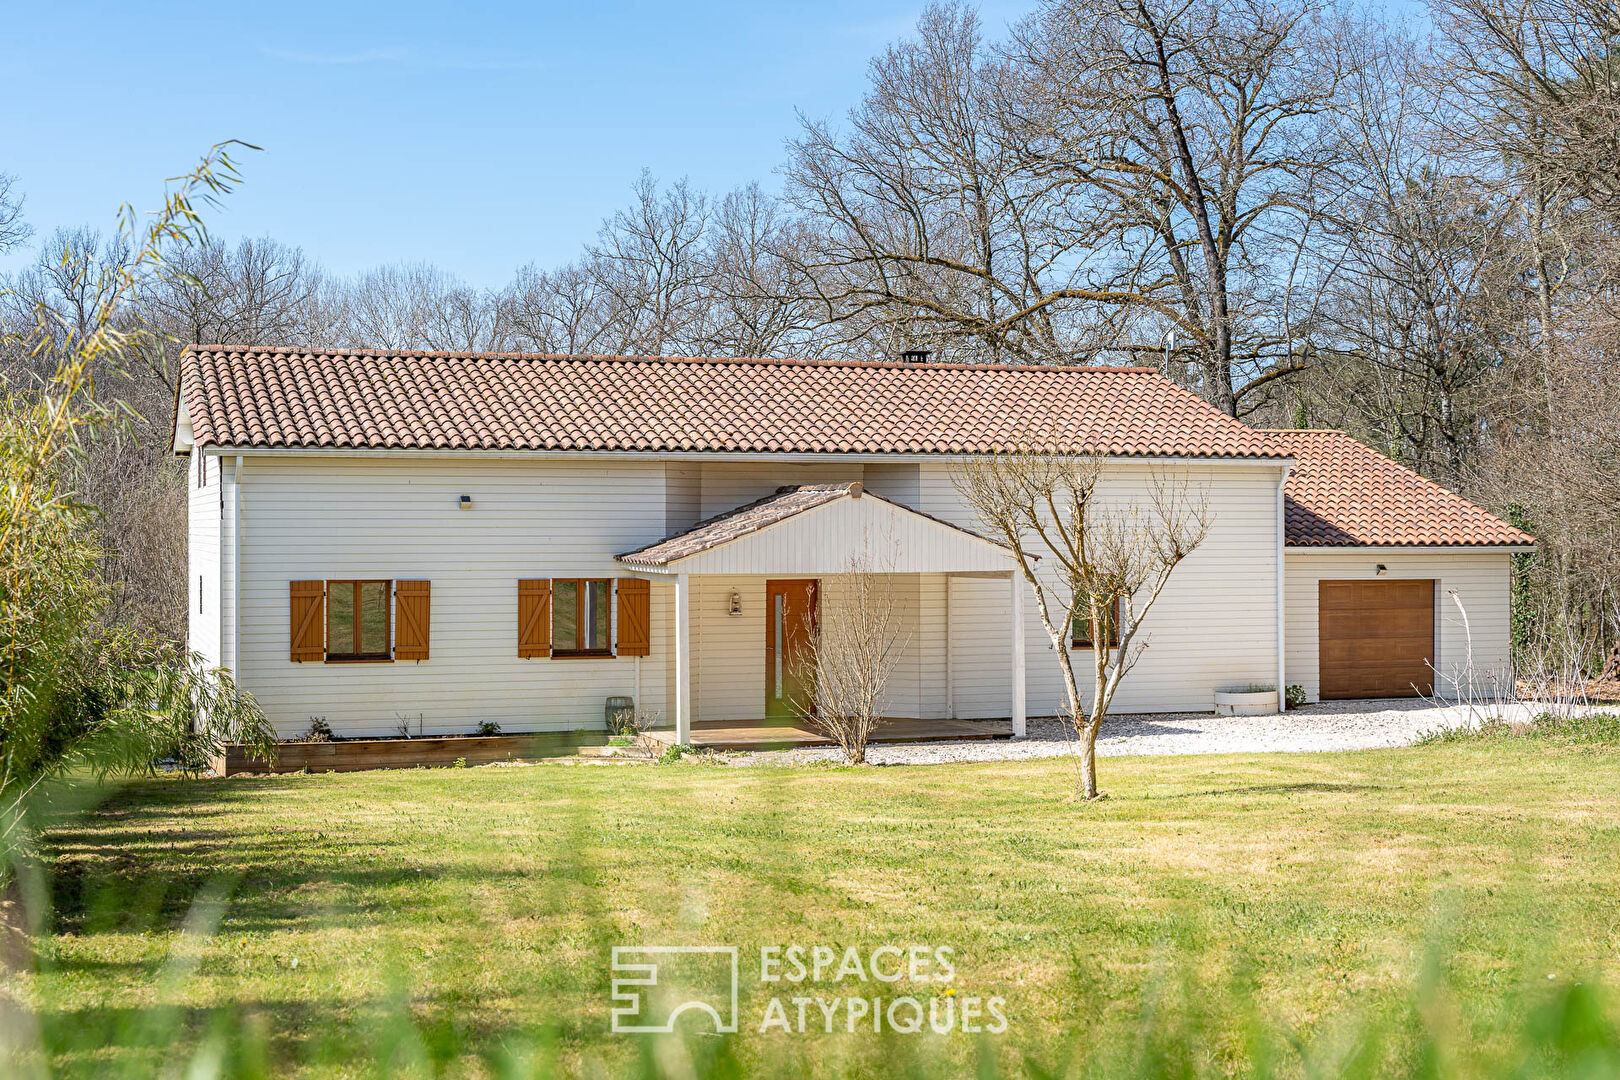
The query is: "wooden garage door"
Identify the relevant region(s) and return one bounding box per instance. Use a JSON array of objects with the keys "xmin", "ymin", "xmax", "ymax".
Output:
[{"xmin": 1319, "ymin": 580, "xmax": 1435, "ymax": 699}]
